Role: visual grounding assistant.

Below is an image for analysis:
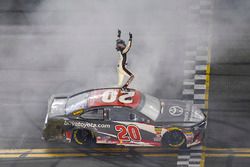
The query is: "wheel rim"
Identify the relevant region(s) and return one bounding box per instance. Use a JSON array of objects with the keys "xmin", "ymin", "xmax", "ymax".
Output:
[
  {"xmin": 81, "ymin": 130, "xmax": 90, "ymax": 142},
  {"xmin": 73, "ymin": 130, "xmax": 90, "ymax": 145},
  {"xmin": 165, "ymin": 130, "xmax": 185, "ymax": 147}
]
